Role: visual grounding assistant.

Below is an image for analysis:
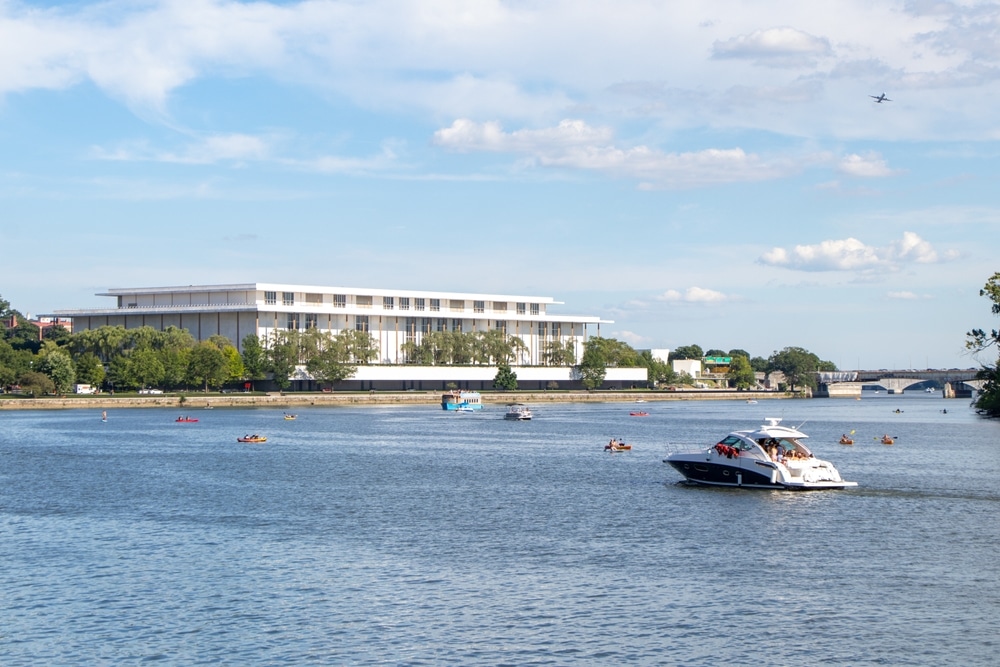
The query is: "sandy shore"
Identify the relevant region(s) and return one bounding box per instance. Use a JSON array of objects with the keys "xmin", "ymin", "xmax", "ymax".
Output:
[{"xmin": 0, "ymin": 389, "xmax": 795, "ymax": 410}]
